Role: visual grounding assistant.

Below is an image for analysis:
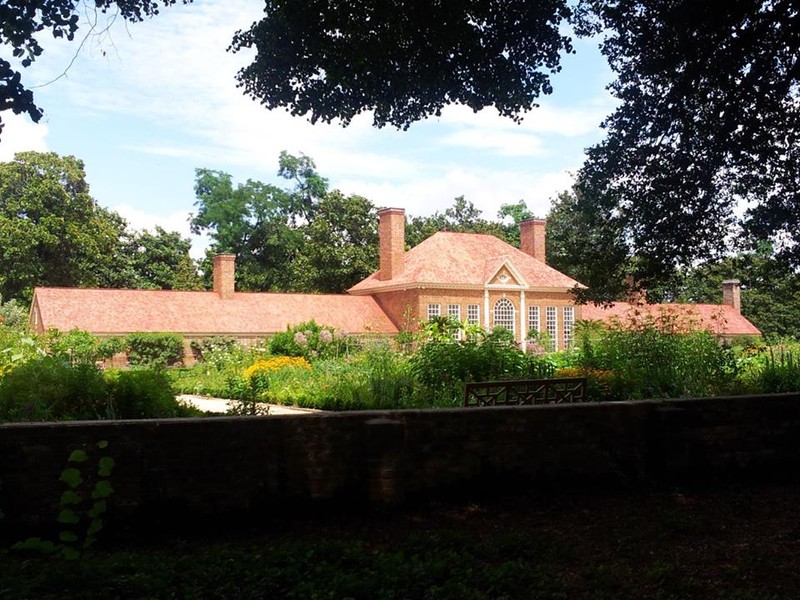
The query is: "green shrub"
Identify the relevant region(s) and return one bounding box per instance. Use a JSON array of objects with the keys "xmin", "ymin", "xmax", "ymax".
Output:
[
  {"xmin": 410, "ymin": 327, "xmax": 554, "ymax": 395},
  {"xmin": 0, "ymin": 357, "xmax": 109, "ymax": 422},
  {"xmin": 45, "ymin": 329, "xmax": 103, "ymax": 365},
  {"xmin": 0, "ymin": 328, "xmax": 44, "ymax": 378},
  {"xmin": 268, "ymin": 321, "xmax": 359, "ymax": 361},
  {"xmin": 575, "ymin": 325, "xmax": 739, "ymax": 400},
  {"xmin": 755, "ymin": 348, "xmax": 800, "ymax": 393},
  {"xmin": 190, "ymin": 337, "xmax": 249, "ymax": 370},
  {"xmin": 0, "ymin": 297, "xmax": 28, "ymax": 329},
  {"xmin": 105, "ymin": 369, "xmax": 197, "ymax": 418},
  {"xmin": 97, "ymin": 336, "xmax": 126, "ymax": 359},
  {"xmin": 126, "ymin": 332, "xmax": 184, "ymax": 368},
  {"xmin": 168, "ymin": 365, "xmax": 235, "ymax": 397},
  {"xmin": 308, "ymin": 346, "xmax": 414, "ymax": 410}
]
